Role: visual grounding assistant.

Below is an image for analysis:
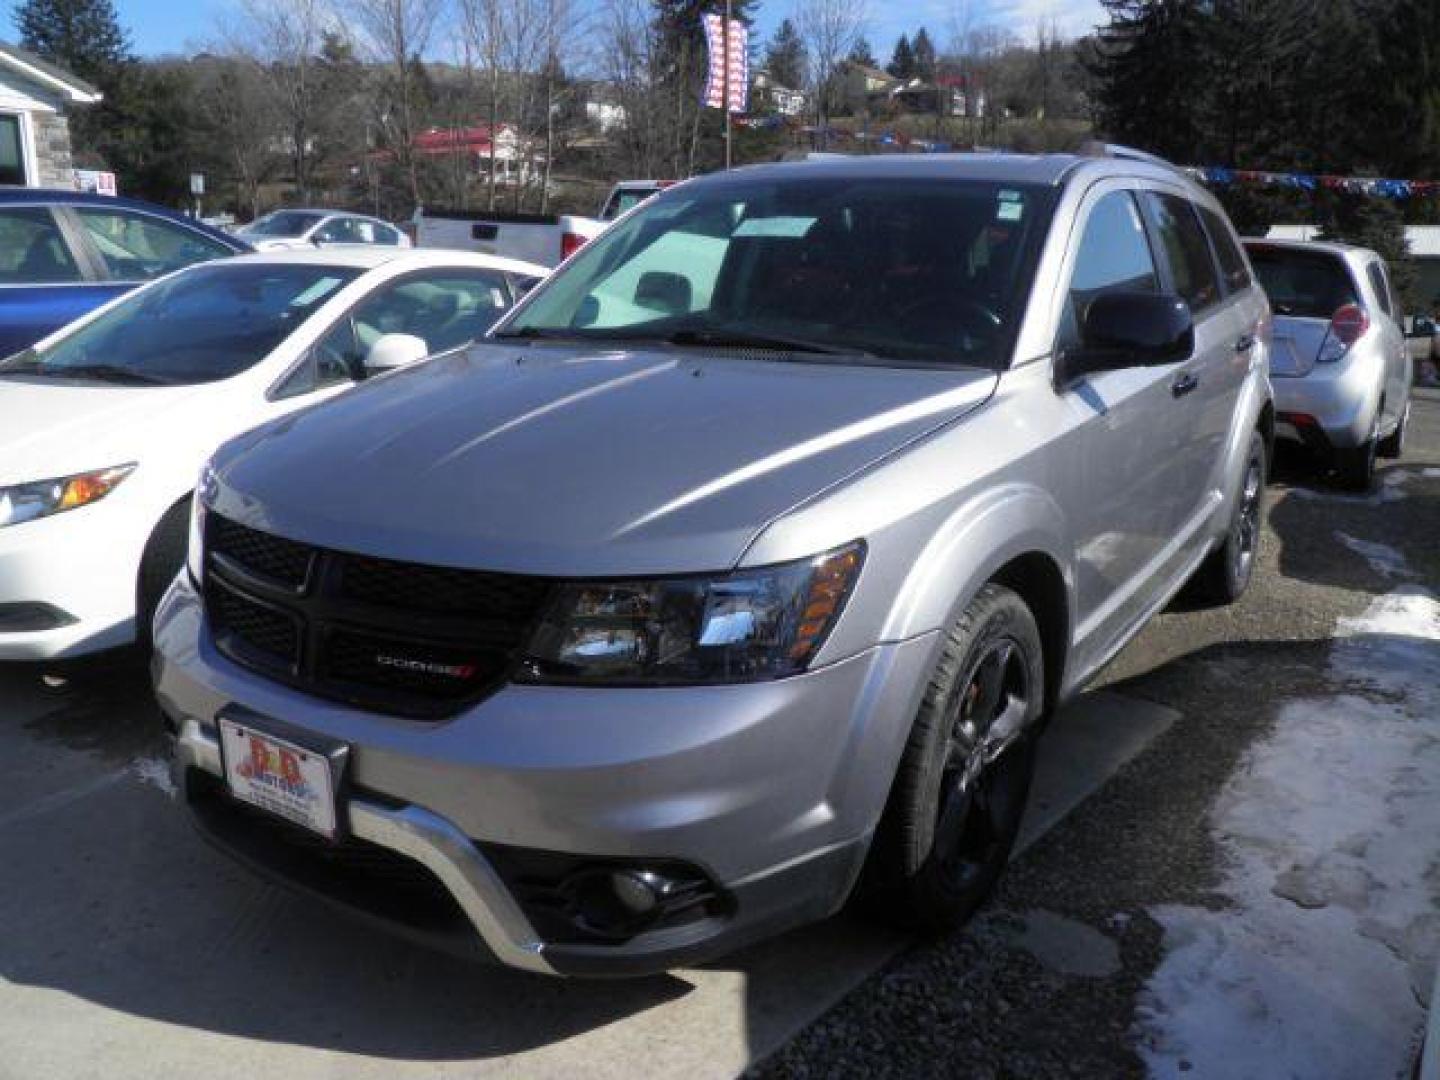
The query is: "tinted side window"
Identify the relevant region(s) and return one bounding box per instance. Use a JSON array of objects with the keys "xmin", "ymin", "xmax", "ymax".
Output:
[
  {"xmin": 1365, "ymin": 263, "xmax": 1393, "ymax": 317},
  {"xmin": 348, "ymin": 271, "xmax": 515, "ymax": 356},
  {"xmin": 1058, "ymin": 190, "xmax": 1159, "ymax": 350},
  {"xmin": 1141, "ymin": 193, "xmax": 1222, "ymax": 313},
  {"xmin": 74, "ymin": 208, "xmax": 232, "ymax": 281},
  {"xmin": 0, "ymin": 207, "xmax": 82, "ymax": 284},
  {"xmin": 1200, "ymin": 207, "xmax": 1251, "ymax": 293}
]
